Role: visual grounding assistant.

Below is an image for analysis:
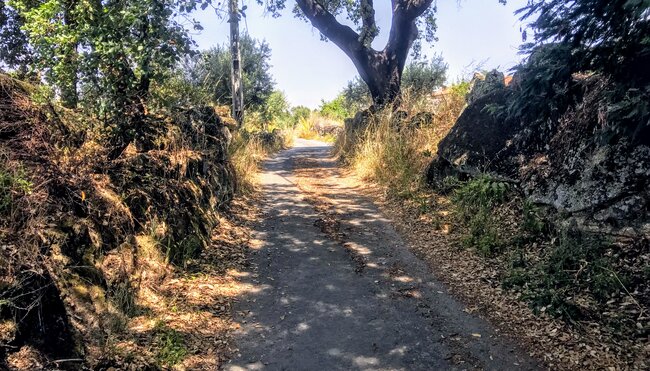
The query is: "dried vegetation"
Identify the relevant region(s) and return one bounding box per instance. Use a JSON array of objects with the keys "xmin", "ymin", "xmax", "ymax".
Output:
[
  {"xmin": 0, "ymin": 73, "xmax": 258, "ymax": 369},
  {"xmin": 336, "ymin": 83, "xmax": 649, "ymax": 369}
]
